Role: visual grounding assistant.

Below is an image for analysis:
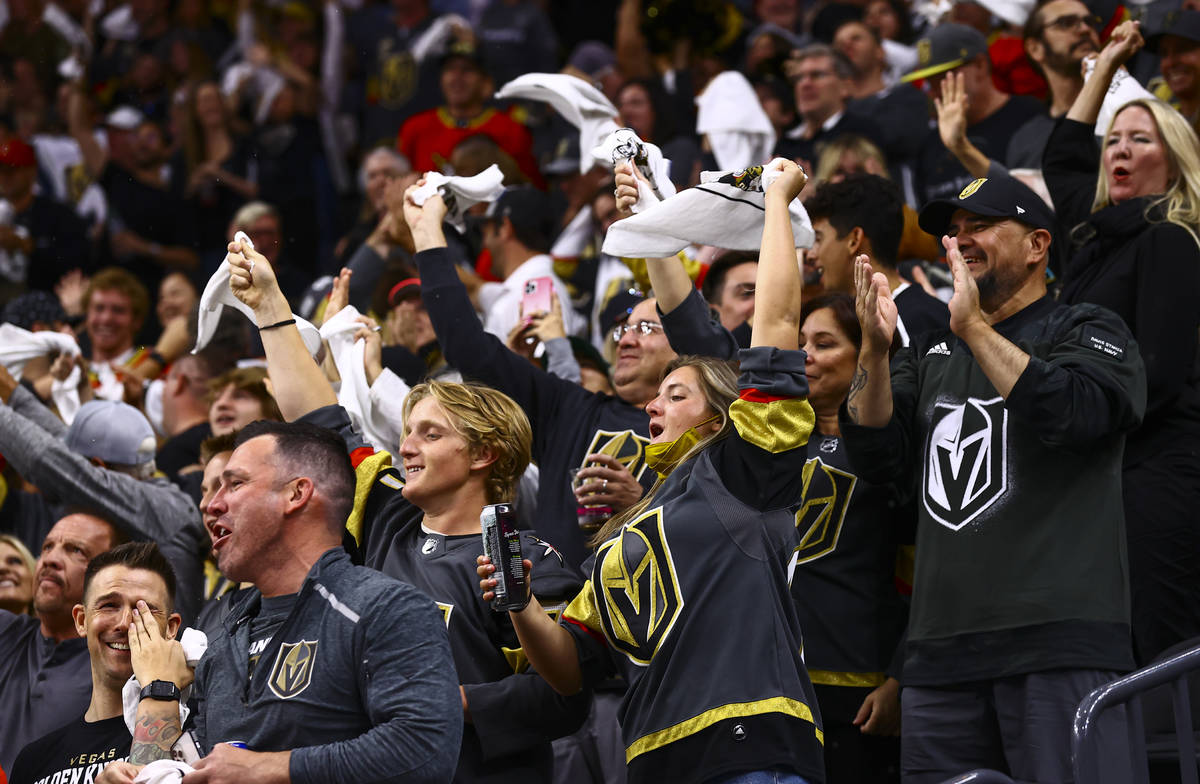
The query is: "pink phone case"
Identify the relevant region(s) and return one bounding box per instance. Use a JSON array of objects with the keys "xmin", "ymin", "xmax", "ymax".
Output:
[{"xmin": 520, "ymin": 277, "xmax": 555, "ymax": 320}]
